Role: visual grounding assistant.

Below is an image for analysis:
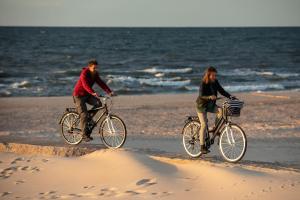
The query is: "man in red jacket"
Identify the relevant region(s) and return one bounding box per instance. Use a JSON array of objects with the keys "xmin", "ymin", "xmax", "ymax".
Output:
[{"xmin": 73, "ymin": 59, "xmax": 114, "ymax": 141}]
